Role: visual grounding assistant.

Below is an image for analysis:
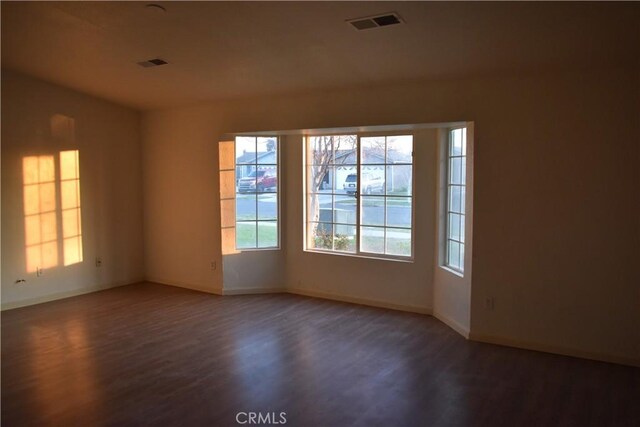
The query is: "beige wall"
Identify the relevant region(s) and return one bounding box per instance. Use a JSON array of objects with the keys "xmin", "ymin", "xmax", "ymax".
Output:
[
  {"xmin": 1, "ymin": 69, "xmax": 144, "ymax": 308},
  {"xmin": 142, "ymin": 66, "xmax": 639, "ymax": 364}
]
